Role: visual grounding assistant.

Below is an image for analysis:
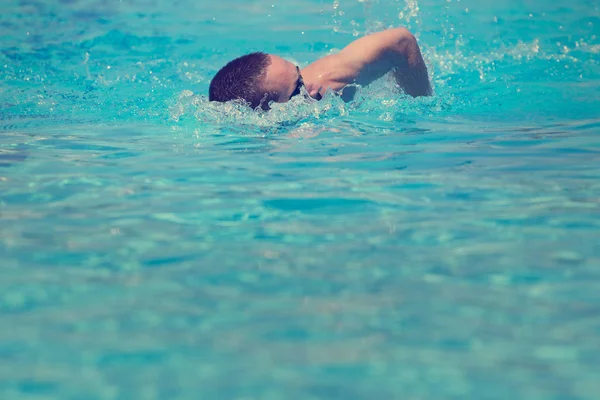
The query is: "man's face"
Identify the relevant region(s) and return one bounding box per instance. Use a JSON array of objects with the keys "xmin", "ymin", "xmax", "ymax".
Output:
[{"xmin": 262, "ymin": 55, "xmax": 302, "ymax": 103}]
